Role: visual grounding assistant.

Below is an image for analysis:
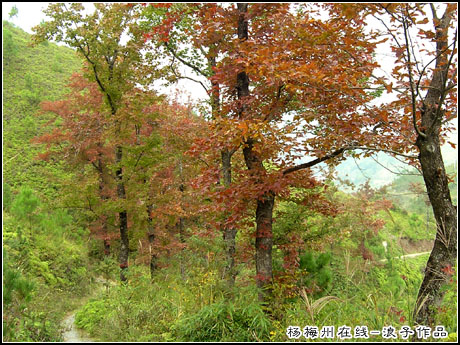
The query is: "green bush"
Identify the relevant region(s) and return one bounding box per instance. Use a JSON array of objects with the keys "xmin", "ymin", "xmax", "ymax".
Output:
[
  {"xmin": 3, "ymin": 251, "xmax": 34, "ymax": 308},
  {"xmin": 3, "ymin": 24, "xmax": 18, "ymax": 61},
  {"xmin": 173, "ymin": 300, "xmax": 271, "ymax": 342},
  {"xmin": 299, "ymin": 251, "xmax": 333, "ymax": 296},
  {"xmin": 10, "ymin": 186, "xmax": 40, "ymax": 226},
  {"xmin": 75, "ymin": 299, "xmax": 113, "ymax": 334},
  {"xmin": 3, "ymin": 251, "xmax": 62, "ymax": 342}
]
